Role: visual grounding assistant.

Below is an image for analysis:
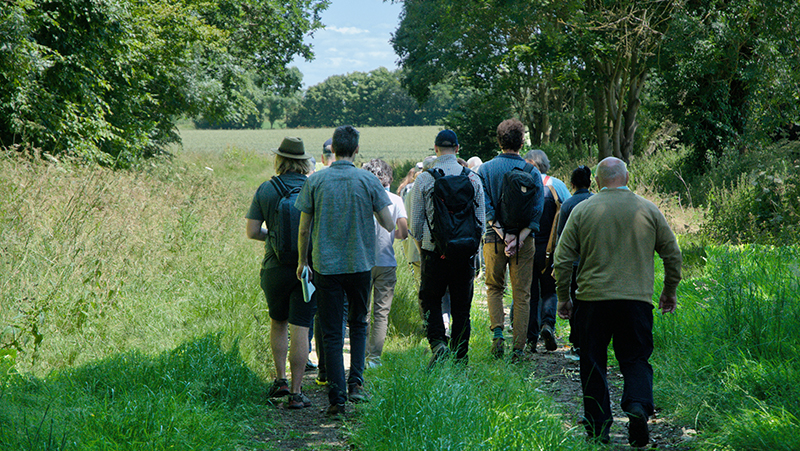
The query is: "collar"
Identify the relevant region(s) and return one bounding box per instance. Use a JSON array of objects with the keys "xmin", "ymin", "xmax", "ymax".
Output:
[
  {"xmin": 600, "ymin": 186, "xmax": 630, "ymax": 191},
  {"xmin": 330, "ymin": 160, "xmax": 355, "ymax": 168}
]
